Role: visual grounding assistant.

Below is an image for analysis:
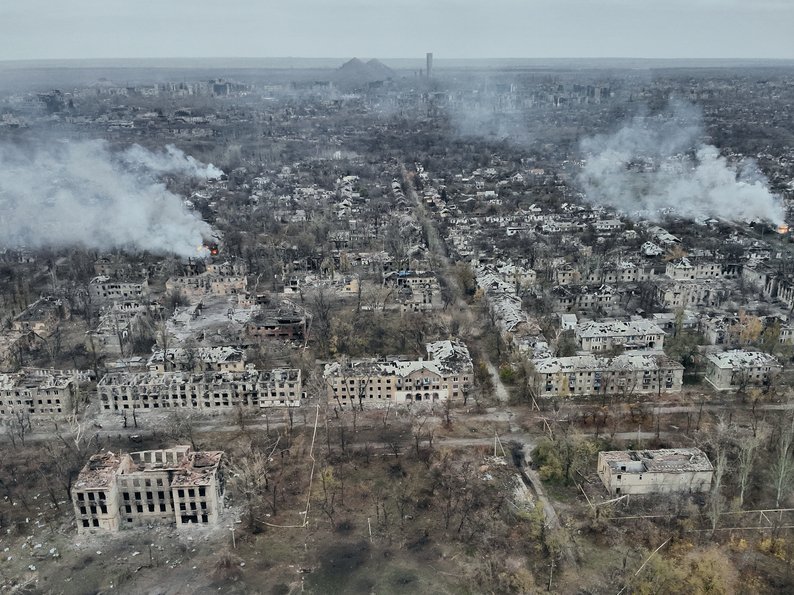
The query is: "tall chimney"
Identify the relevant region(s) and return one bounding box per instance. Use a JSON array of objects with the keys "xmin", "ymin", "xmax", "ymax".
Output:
[{"xmin": 426, "ymin": 52, "xmax": 433, "ymax": 79}]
